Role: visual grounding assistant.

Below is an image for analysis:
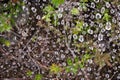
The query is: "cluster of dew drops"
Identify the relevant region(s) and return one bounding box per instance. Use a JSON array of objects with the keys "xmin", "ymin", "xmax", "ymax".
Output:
[
  {"xmin": 21, "ymin": 0, "xmax": 120, "ymax": 79},
  {"xmin": 0, "ymin": 0, "xmax": 120, "ymax": 79}
]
